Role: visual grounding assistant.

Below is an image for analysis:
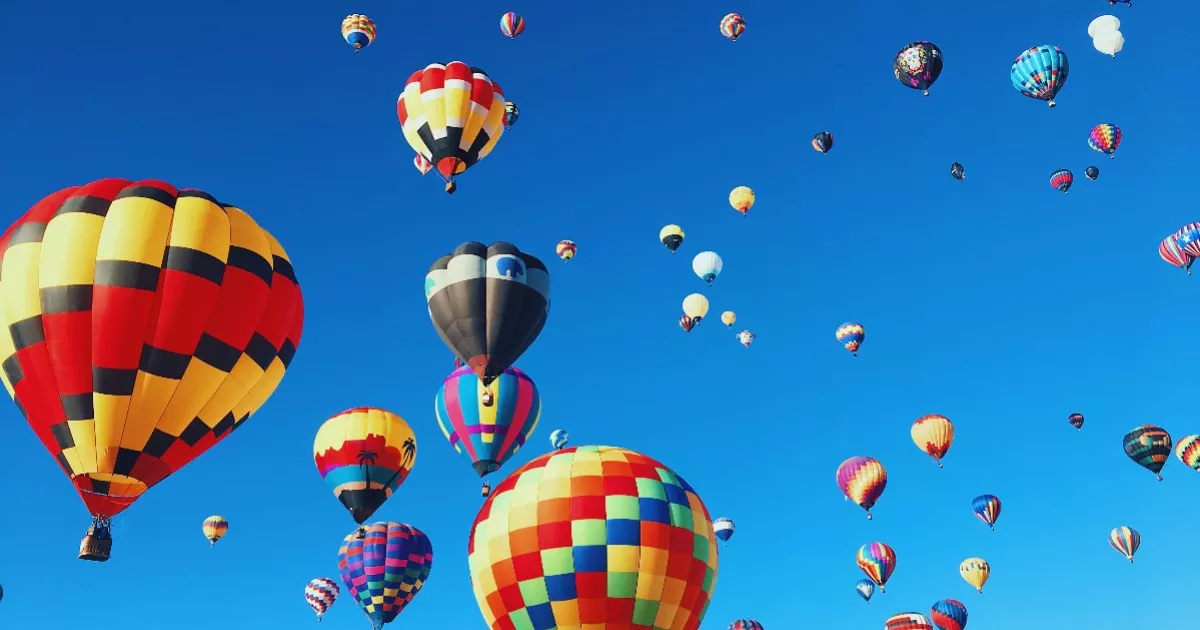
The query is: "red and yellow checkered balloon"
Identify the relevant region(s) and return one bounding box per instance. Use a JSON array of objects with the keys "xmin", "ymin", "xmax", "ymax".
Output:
[{"xmin": 468, "ymin": 446, "xmax": 720, "ymax": 630}]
